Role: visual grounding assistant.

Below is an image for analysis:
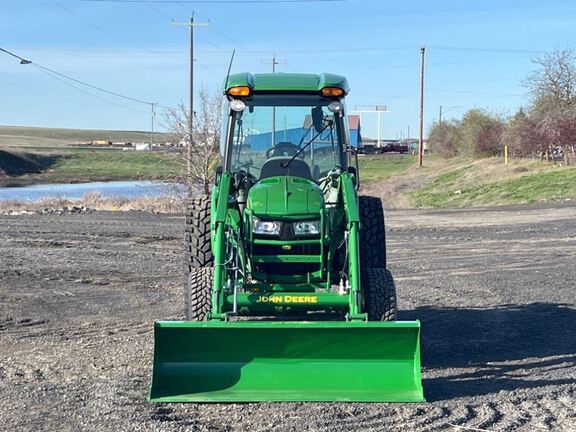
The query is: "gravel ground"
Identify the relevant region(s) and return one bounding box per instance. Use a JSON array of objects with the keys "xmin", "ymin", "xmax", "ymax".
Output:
[{"xmin": 0, "ymin": 204, "xmax": 575, "ymax": 431}]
